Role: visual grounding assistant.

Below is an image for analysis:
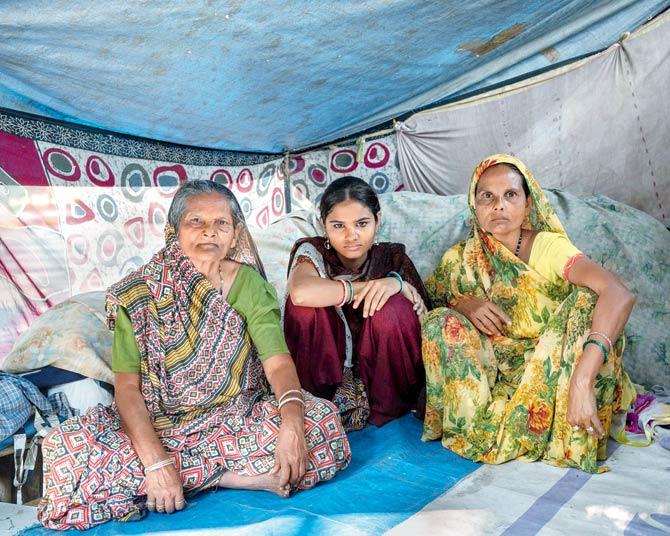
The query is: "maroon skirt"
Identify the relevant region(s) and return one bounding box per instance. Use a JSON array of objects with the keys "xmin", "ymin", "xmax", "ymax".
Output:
[{"xmin": 284, "ymin": 293, "xmax": 424, "ymax": 426}]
